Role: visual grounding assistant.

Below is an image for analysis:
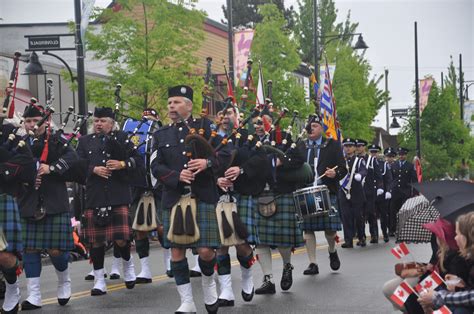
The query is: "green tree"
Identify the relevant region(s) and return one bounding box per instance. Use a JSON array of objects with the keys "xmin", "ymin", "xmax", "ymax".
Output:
[
  {"xmin": 86, "ymin": 0, "xmax": 205, "ymax": 119},
  {"xmin": 399, "ymin": 61, "xmax": 472, "ymax": 179},
  {"xmin": 222, "ymin": 0, "xmax": 295, "ymax": 30},
  {"xmin": 250, "ymin": 3, "xmax": 307, "ymax": 120}
]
